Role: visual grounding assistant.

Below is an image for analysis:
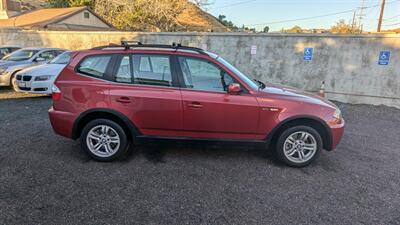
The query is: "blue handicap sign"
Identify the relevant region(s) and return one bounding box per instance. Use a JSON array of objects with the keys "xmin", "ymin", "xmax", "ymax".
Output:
[
  {"xmin": 378, "ymin": 51, "xmax": 390, "ymax": 65},
  {"xmin": 303, "ymin": 48, "xmax": 313, "ymax": 61}
]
